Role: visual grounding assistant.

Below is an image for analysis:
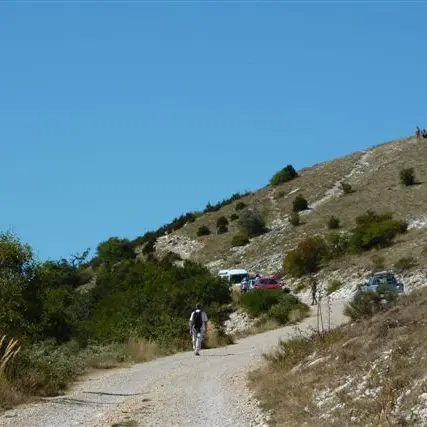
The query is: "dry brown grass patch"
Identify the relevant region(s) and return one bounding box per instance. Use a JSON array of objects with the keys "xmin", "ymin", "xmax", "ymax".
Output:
[
  {"xmin": 250, "ymin": 288, "xmax": 427, "ymax": 426},
  {"xmin": 123, "ymin": 338, "xmax": 163, "ymax": 363}
]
